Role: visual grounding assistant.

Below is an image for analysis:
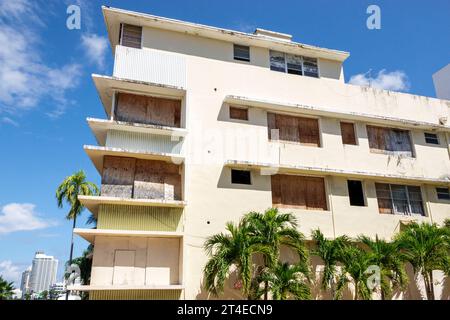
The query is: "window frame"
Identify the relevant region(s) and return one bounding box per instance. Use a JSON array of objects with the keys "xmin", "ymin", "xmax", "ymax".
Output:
[
  {"xmin": 231, "ymin": 169, "xmax": 252, "ymax": 185},
  {"xmin": 424, "ymin": 132, "xmax": 439, "ymax": 145},
  {"xmin": 269, "ymin": 50, "xmax": 320, "ymax": 78},
  {"xmin": 436, "ymin": 187, "xmax": 450, "ymax": 200},
  {"xmin": 375, "ymin": 183, "xmax": 425, "ymax": 216},
  {"xmin": 233, "ymin": 44, "xmax": 251, "ymax": 62}
]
